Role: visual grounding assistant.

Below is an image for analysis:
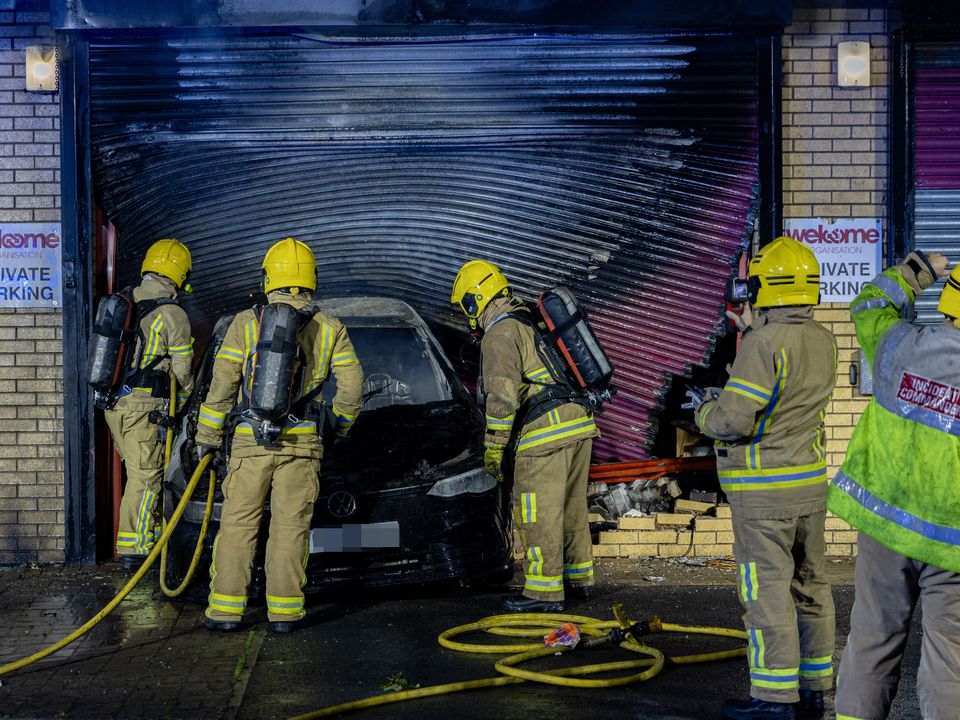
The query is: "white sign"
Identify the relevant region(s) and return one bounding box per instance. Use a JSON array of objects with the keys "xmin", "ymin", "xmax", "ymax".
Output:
[
  {"xmin": 783, "ymin": 218, "xmax": 882, "ymax": 303},
  {"xmin": 0, "ymin": 223, "xmax": 62, "ymax": 308}
]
